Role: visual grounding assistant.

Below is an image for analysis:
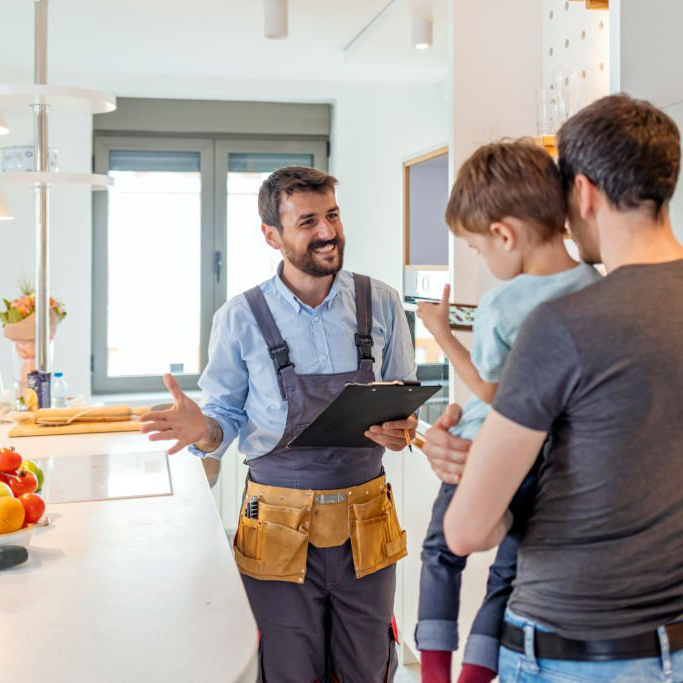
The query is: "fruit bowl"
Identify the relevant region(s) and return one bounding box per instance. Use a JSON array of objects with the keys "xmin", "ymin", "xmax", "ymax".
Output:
[{"xmin": 0, "ymin": 516, "xmax": 49, "ymax": 548}]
